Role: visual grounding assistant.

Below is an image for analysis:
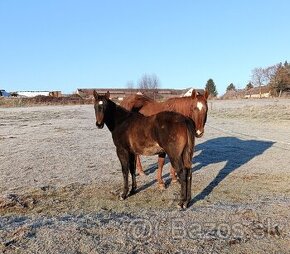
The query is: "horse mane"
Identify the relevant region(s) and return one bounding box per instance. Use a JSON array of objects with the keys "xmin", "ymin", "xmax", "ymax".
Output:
[{"xmin": 120, "ymin": 94, "xmax": 154, "ymax": 112}]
